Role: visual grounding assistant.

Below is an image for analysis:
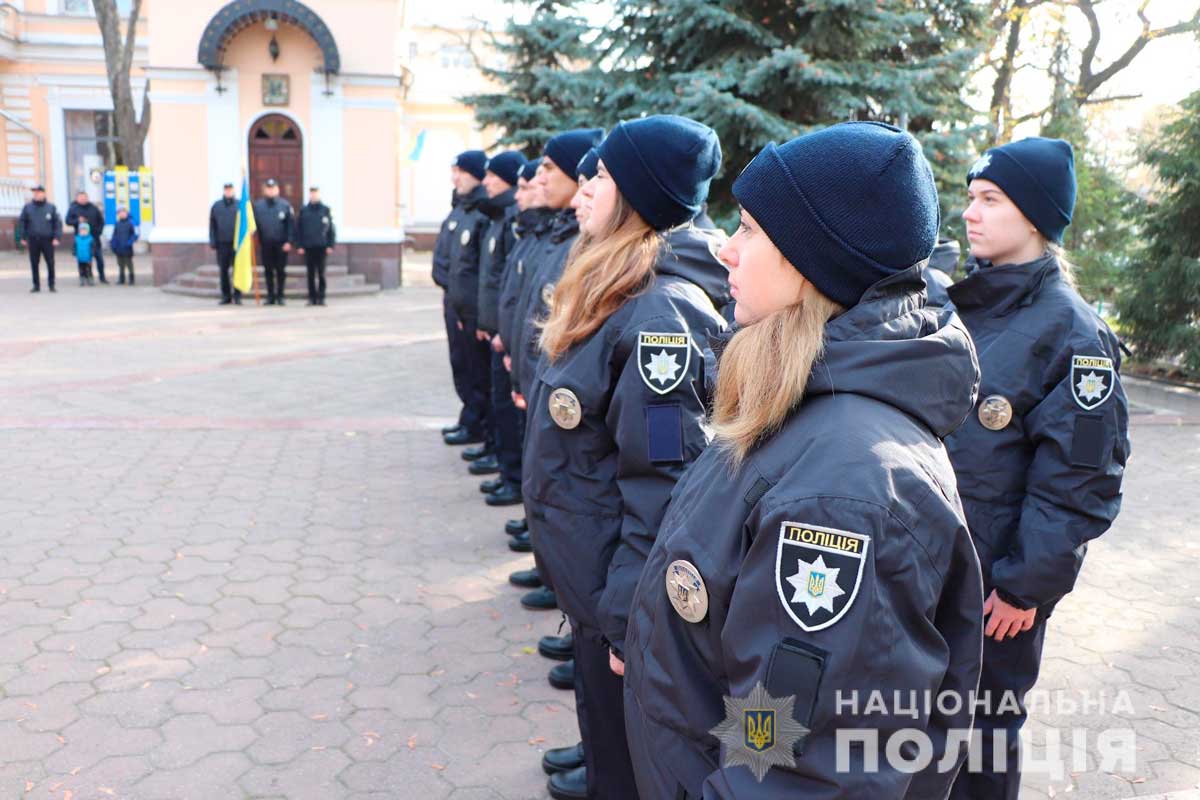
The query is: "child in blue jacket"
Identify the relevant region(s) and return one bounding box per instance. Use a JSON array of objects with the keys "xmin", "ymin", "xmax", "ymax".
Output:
[{"xmin": 75, "ymin": 222, "xmax": 95, "ymax": 286}]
